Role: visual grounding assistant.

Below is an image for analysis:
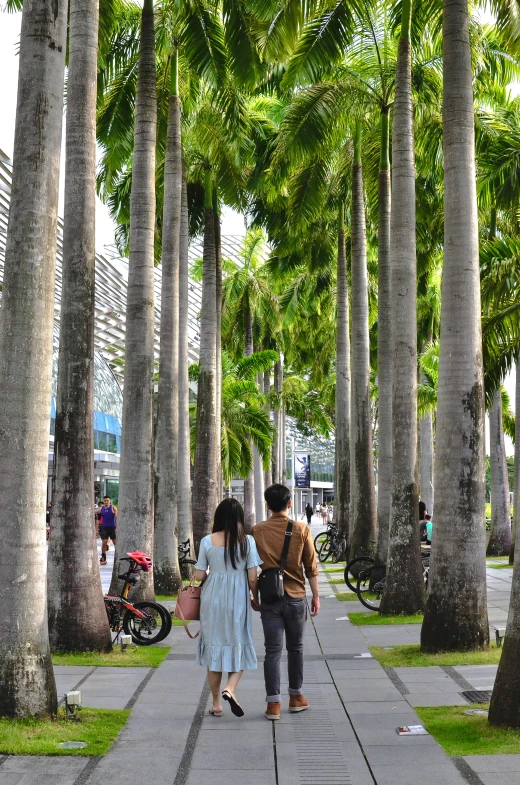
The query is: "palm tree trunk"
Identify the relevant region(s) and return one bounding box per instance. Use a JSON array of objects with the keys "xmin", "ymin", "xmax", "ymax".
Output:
[
  {"xmin": 109, "ymin": 0, "xmax": 157, "ymax": 600},
  {"xmin": 154, "ymin": 52, "xmax": 182, "ymax": 594},
  {"xmin": 192, "ymin": 166, "xmax": 218, "ymax": 550},
  {"xmin": 264, "ymin": 368, "xmax": 272, "ymax": 499},
  {"xmin": 272, "ymin": 359, "xmax": 282, "ymax": 483},
  {"xmin": 254, "ymin": 369, "xmax": 266, "ymax": 522},
  {"xmin": 349, "ymin": 125, "xmax": 377, "ymax": 560},
  {"xmin": 418, "ymin": 407, "xmax": 434, "ymax": 514},
  {"xmin": 335, "ymin": 204, "xmax": 351, "ymax": 540},
  {"xmin": 214, "ymin": 193, "xmax": 223, "ymax": 502},
  {"xmin": 375, "ymin": 109, "xmax": 392, "ymax": 567},
  {"xmin": 421, "ymin": 0, "xmax": 488, "ymax": 651},
  {"xmin": 487, "ymin": 391, "xmax": 512, "ymax": 556},
  {"xmin": 178, "ymin": 162, "xmax": 193, "ymax": 551},
  {"xmin": 48, "ymin": 0, "xmax": 112, "ymax": 653},
  {"xmin": 243, "ymin": 303, "xmax": 255, "ymax": 529},
  {"xmin": 0, "ymin": 0, "xmax": 67, "ymax": 717},
  {"xmin": 488, "ymin": 364, "xmax": 520, "ymax": 727},
  {"xmin": 510, "ymin": 362, "xmax": 520, "ymax": 565},
  {"xmin": 380, "ymin": 1, "xmax": 425, "ymax": 615}
]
